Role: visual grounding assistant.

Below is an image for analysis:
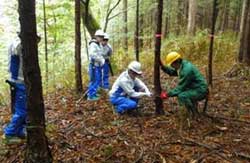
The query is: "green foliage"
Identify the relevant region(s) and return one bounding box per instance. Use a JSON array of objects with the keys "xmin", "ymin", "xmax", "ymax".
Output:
[{"xmin": 162, "ymin": 30, "xmax": 239, "ymax": 73}]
